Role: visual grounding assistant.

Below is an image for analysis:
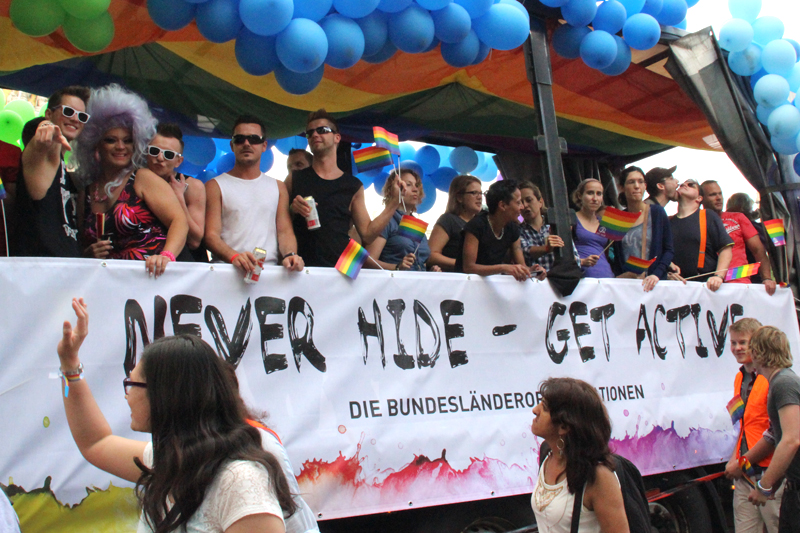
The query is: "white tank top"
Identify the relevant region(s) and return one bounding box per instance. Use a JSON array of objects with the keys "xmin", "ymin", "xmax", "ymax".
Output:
[
  {"xmin": 213, "ymin": 173, "xmax": 279, "ymax": 264},
  {"xmin": 531, "ymin": 454, "xmax": 602, "ymax": 533}
]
